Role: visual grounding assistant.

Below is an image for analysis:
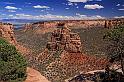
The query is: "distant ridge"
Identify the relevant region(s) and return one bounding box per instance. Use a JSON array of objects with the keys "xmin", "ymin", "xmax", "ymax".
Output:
[
  {"xmin": 1, "ymin": 19, "xmax": 41, "ymax": 24},
  {"xmin": 1, "ymin": 18, "xmax": 124, "ymax": 24},
  {"xmin": 0, "ymin": 19, "xmax": 43, "ymax": 28}
]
